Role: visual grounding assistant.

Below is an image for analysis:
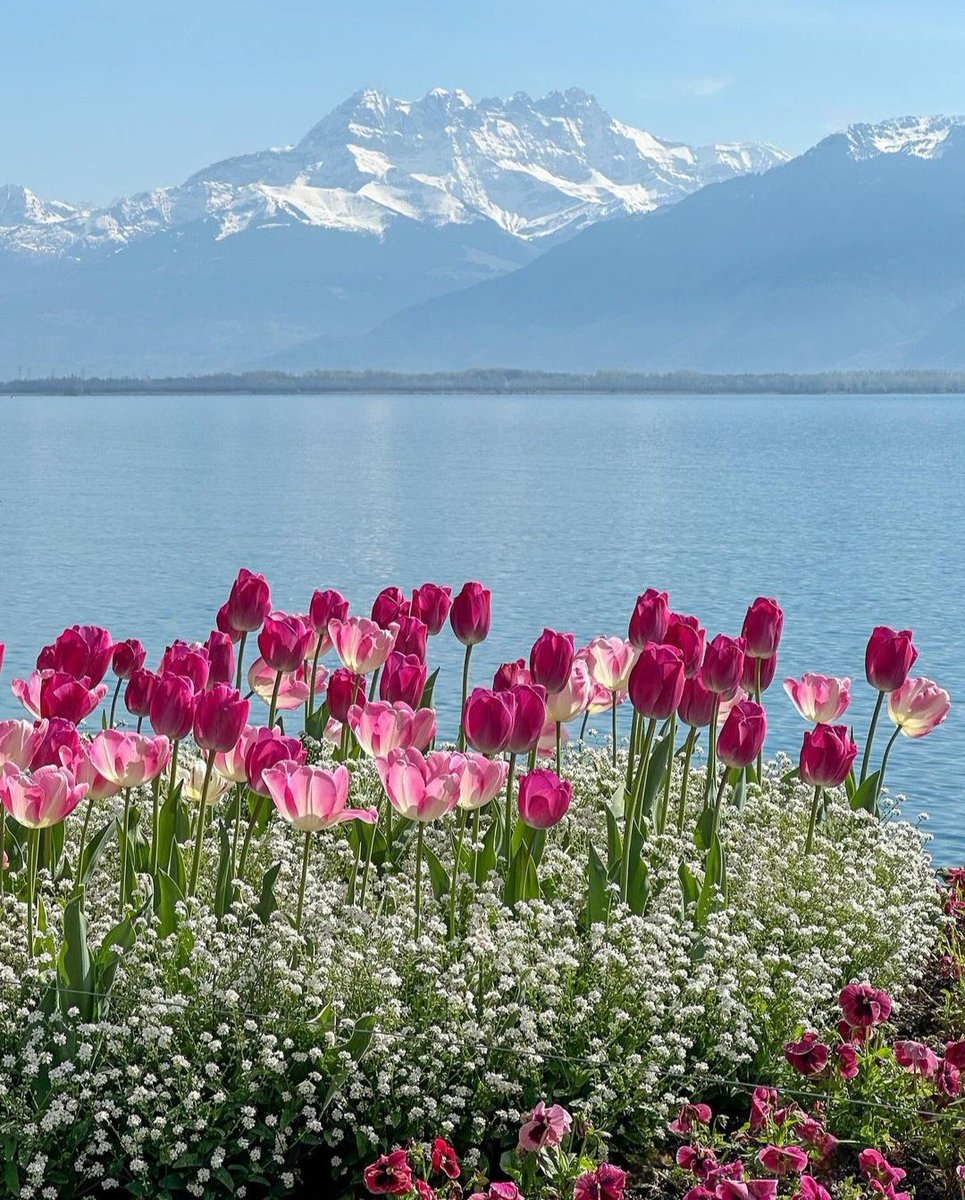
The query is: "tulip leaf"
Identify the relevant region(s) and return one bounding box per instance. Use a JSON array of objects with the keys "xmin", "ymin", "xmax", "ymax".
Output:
[
  {"xmin": 214, "ymin": 822, "xmax": 234, "ymax": 920},
  {"xmin": 844, "ymin": 768, "xmax": 856, "ymax": 799},
  {"xmin": 505, "ymin": 847, "xmax": 540, "ymax": 906},
  {"xmin": 730, "ymin": 773, "xmax": 747, "ymax": 811},
  {"xmin": 640, "ymin": 734, "xmax": 674, "ymax": 820},
  {"xmin": 850, "ymin": 770, "xmax": 881, "ymax": 815},
  {"xmin": 154, "ymin": 868, "xmax": 183, "ymax": 937},
  {"xmin": 586, "ymin": 842, "xmax": 610, "ymax": 926},
  {"xmin": 97, "ymin": 911, "xmax": 138, "ymax": 1003},
  {"xmin": 626, "ymin": 852, "xmax": 650, "ymax": 917},
  {"xmin": 607, "ymin": 781, "xmax": 626, "ymax": 820},
  {"xmin": 304, "ymin": 701, "xmax": 329, "ymax": 741},
  {"xmin": 255, "ymin": 862, "xmax": 281, "ymax": 924},
  {"xmin": 604, "ymin": 807, "xmax": 622, "ymax": 875},
  {"xmin": 79, "ymin": 821, "xmax": 114, "ymax": 887},
  {"xmin": 696, "ymin": 835, "xmax": 727, "ymax": 927},
  {"xmin": 678, "ymin": 862, "xmax": 701, "ymax": 914},
  {"xmin": 156, "ymin": 782, "xmax": 182, "ymax": 874},
  {"xmin": 694, "ymin": 807, "xmax": 714, "ymax": 851},
  {"xmin": 476, "ymin": 811, "xmax": 501, "ymax": 883},
  {"xmin": 57, "ymin": 893, "xmax": 95, "ymax": 1022},
  {"xmin": 420, "ymin": 668, "xmax": 440, "ymax": 710},
  {"xmin": 422, "ymin": 844, "xmax": 450, "ymax": 901}
]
